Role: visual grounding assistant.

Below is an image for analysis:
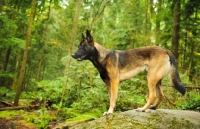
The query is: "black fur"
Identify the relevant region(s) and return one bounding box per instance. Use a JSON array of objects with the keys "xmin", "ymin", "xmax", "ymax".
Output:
[{"xmin": 168, "ymin": 53, "xmax": 186, "ymax": 95}]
